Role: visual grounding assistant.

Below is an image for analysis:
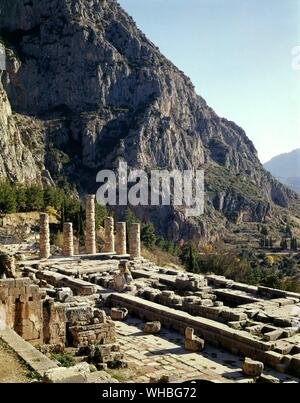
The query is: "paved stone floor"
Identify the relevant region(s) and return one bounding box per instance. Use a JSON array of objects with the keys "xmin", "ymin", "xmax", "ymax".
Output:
[{"xmin": 115, "ymin": 316, "xmax": 300, "ymax": 383}]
